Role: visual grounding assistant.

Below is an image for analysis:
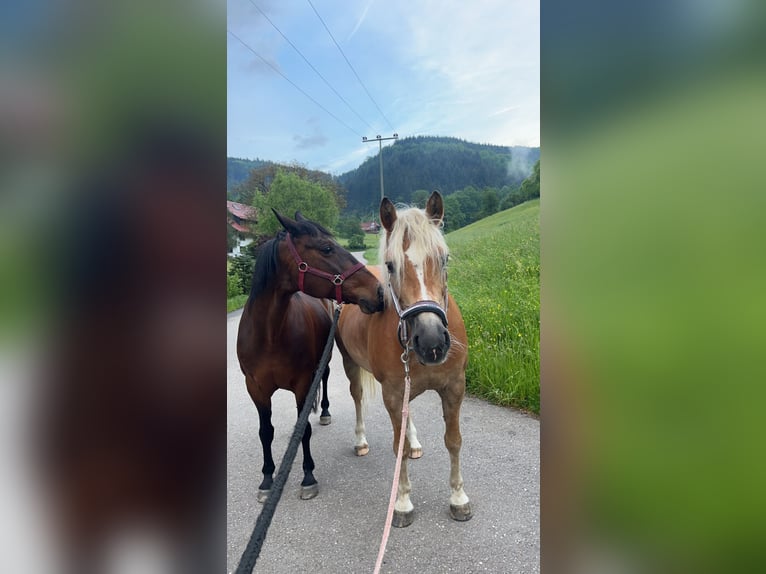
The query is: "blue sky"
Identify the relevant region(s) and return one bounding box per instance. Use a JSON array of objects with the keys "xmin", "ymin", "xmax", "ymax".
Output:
[{"xmin": 227, "ymin": 0, "xmax": 539, "ymax": 175}]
